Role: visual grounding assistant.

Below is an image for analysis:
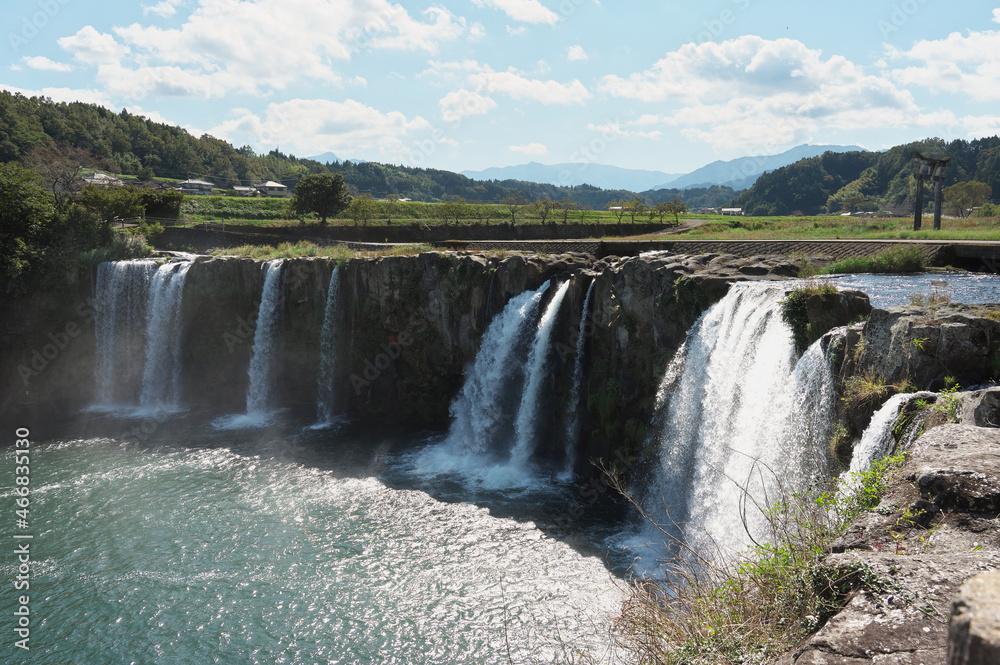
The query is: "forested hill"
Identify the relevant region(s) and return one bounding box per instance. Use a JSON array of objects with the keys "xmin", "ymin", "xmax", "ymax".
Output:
[
  {"xmin": 732, "ymin": 137, "xmax": 1000, "ymax": 216},
  {"xmin": 0, "ymin": 91, "xmax": 739, "ymax": 209}
]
